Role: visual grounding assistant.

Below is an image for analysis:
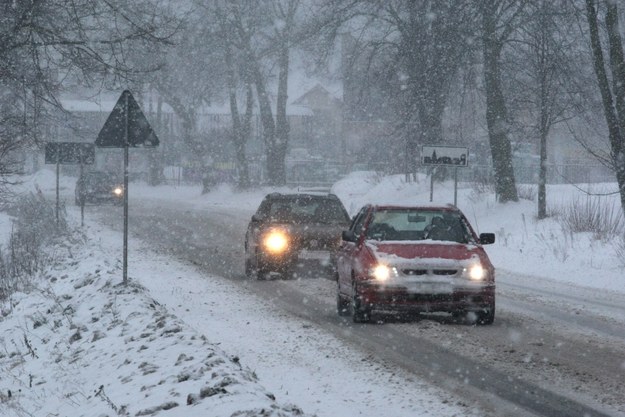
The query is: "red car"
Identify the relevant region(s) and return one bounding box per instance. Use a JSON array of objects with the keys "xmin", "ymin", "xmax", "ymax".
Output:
[{"xmin": 336, "ymin": 204, "xmax": 496, "ymax": 324}]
